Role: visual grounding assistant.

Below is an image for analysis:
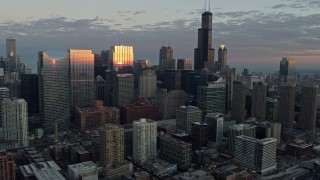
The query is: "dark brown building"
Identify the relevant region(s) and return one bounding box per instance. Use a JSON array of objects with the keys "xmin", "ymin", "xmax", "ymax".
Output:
[
  {"xmin": 75, "ymin": 100, "xmax": 120, "ymax": 132},
  {"xmin": 120, "ymin": 98, "xmax": 160, "ymax": 124},
  {"xmin": 285, "ymin": 141, "xmax": 313, "ymax": 160},
  {"xmin": 0, "ymin": 151, "xmax": 16, "ymax": 180}
]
